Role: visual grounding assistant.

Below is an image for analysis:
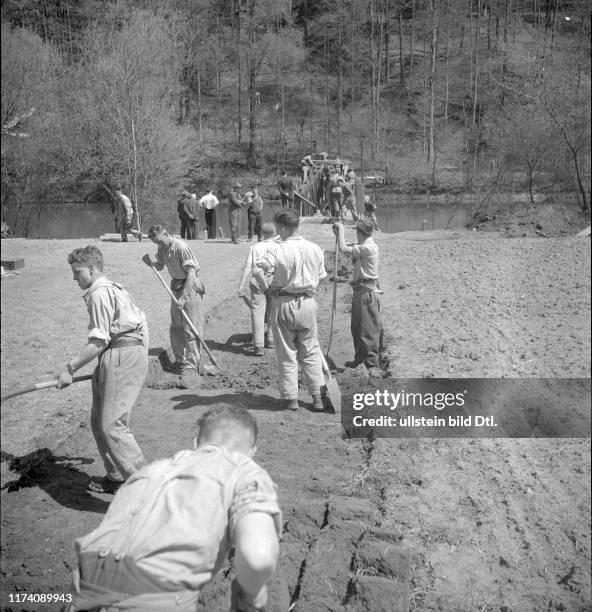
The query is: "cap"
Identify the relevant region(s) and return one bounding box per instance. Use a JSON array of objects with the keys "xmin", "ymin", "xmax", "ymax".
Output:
[
  {"xmin": 181, "ymin": 190, "xmax": 191, "ymax": 197},
  {"xmin": 356, "ymin": 218, "xmax": 374, "ymax": 235}
]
